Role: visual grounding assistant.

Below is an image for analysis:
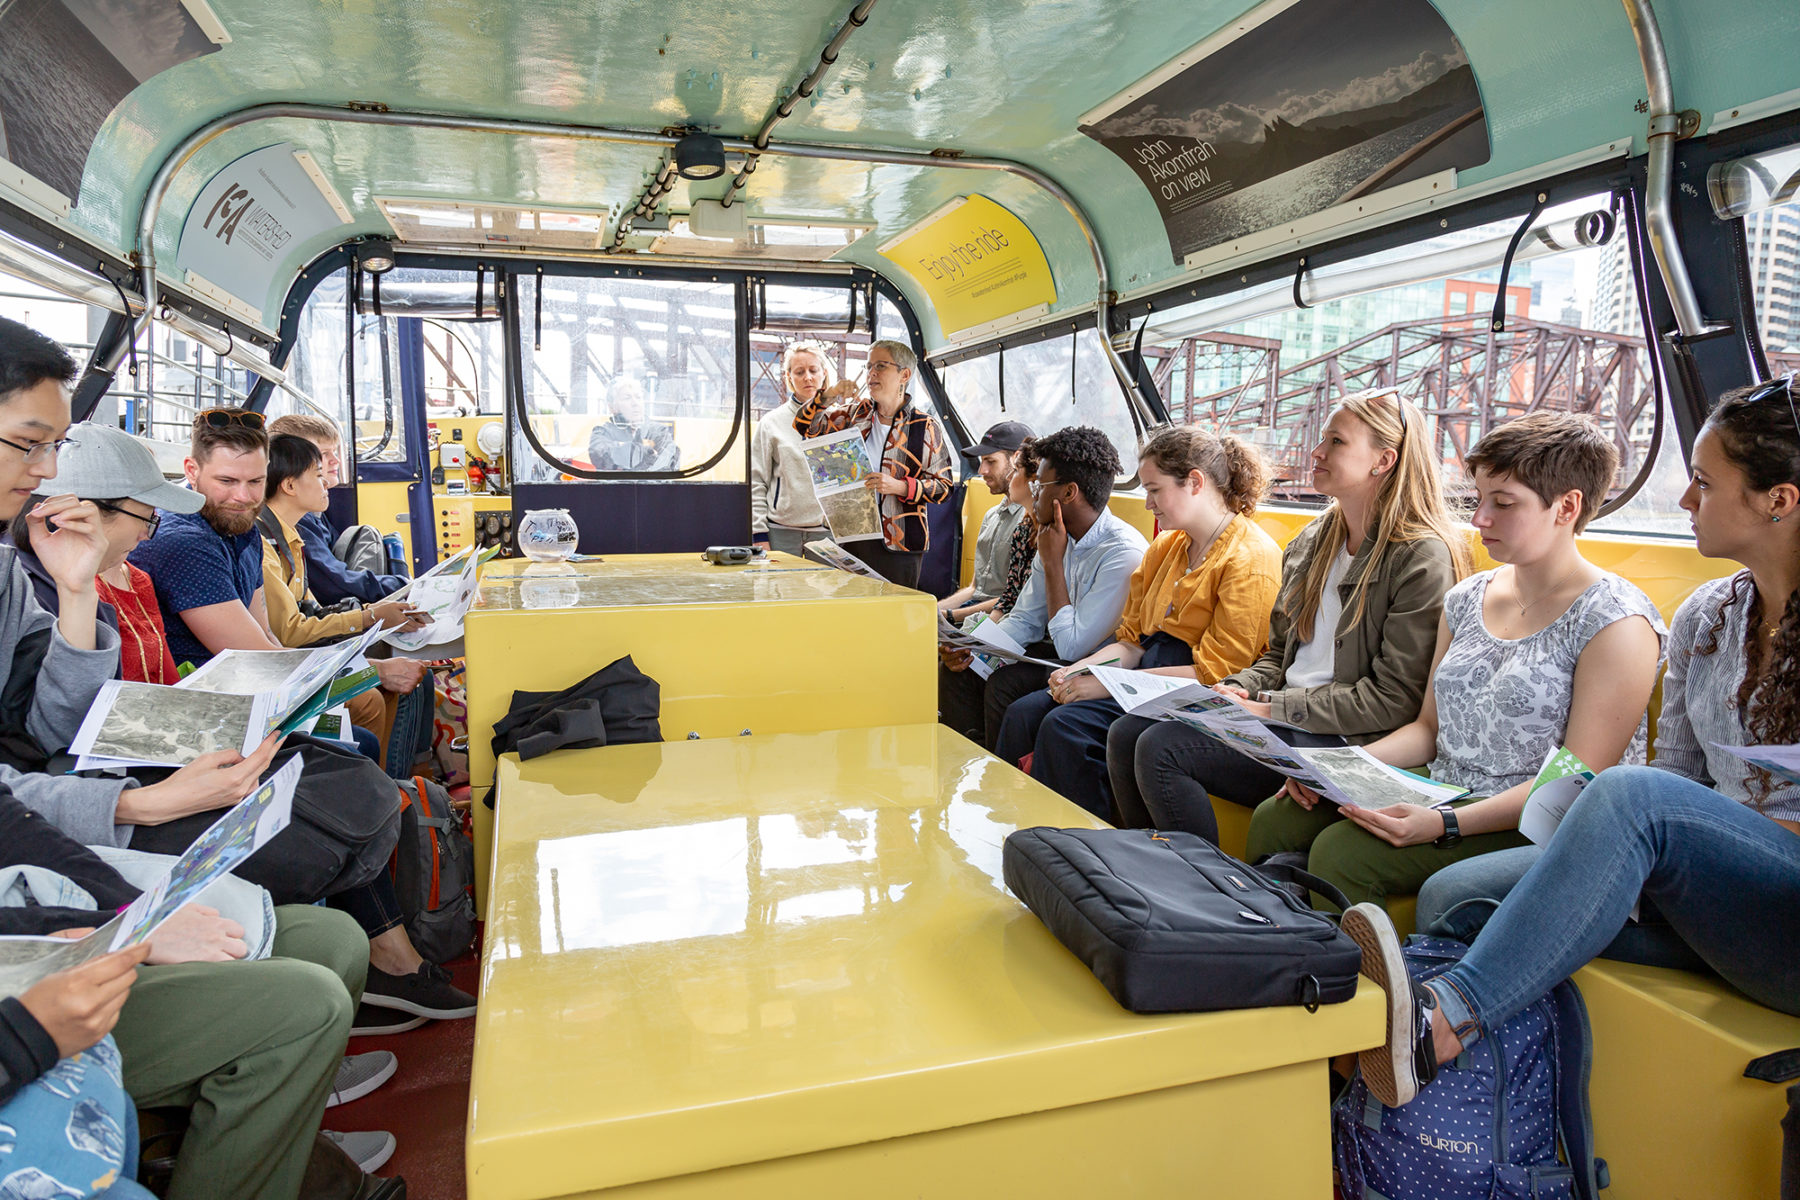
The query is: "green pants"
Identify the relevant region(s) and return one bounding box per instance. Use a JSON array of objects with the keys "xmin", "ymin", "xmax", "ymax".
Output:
[
  {"xmin": 114, "ymin": 904, "xmax": 366, "ymax": 1200},
  {"xmin": 1245, "ymin": 794, "xmax": 1531, "ymax": 911}
]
